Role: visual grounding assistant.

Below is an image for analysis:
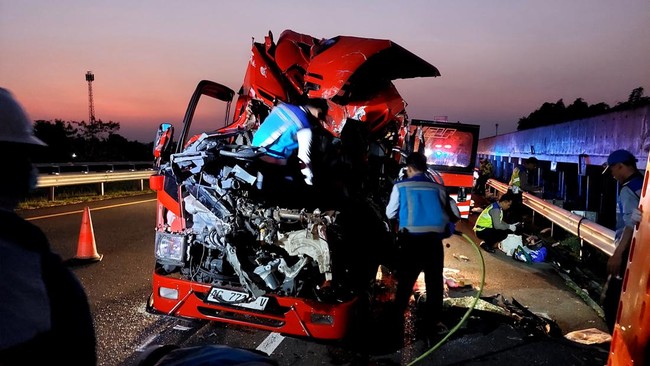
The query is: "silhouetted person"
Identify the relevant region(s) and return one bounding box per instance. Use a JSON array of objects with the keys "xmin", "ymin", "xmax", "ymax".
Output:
[
  {"xmin": 0, "ymin": 88, "xmax": 96, "ymax": 365},
  {"xmin": 475, "ymin": 158, "xmax": 493, "ymax": 195}
]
